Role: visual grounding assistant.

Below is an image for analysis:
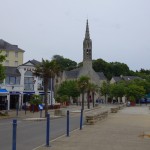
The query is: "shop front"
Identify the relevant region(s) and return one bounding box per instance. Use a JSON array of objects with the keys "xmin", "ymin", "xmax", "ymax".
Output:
[
  {"xmin": 9, "ymin": 92, "xmax": 21, "ymax": 109},
  {"xmin": 0, "ymin": 89, "xmax": 9, "ymax": 110}
]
